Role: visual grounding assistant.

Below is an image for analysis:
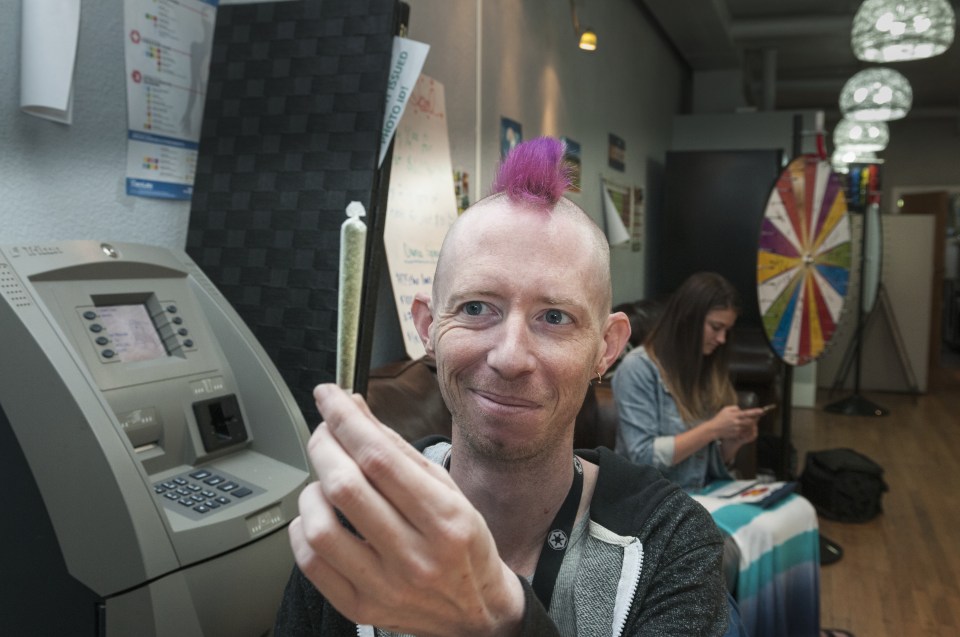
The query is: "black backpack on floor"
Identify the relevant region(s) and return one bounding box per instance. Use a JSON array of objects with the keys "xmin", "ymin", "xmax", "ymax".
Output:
[{"xmin": 799, "ymin": 448, "xmax": 889, "ymax": 522}]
